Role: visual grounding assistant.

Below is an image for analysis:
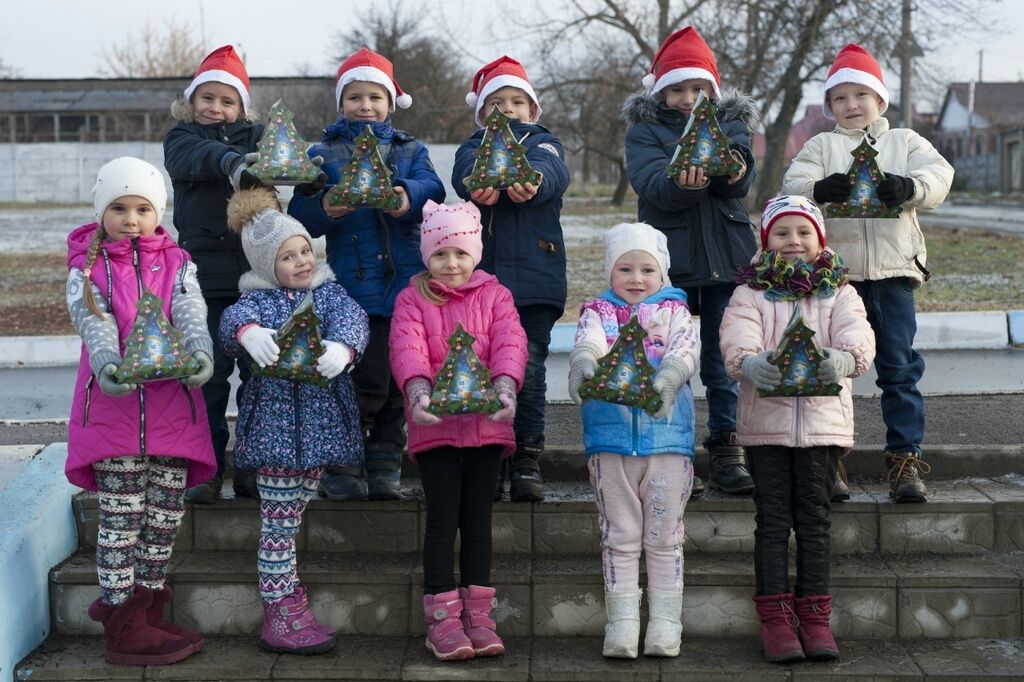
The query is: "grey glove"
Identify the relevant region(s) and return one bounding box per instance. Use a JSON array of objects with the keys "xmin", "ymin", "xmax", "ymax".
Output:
[
  {"xmin": 817, "ymin": 348, "xmax": 856, "ymax": 384},
  {"xmin": 229, "ymin": 152, "xmax": 261, "ymax": 191},
  {"xmin": 651, "ymin": 358, "xmax": 690, "ymax": 420},
  {"xmin": 181, "ymin": 350, "xmax": 214, "ymax": 388},
  {"xmin": 741, "ymin": 352, "xmax": 783, "ymax": 392},
  {"xmin": 567, "ymin": 352, "xmax": 598, "ymax": 405},
  {"xmin": 97, "ymin": 363, "xmax": 134, "ymax": 396}
]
